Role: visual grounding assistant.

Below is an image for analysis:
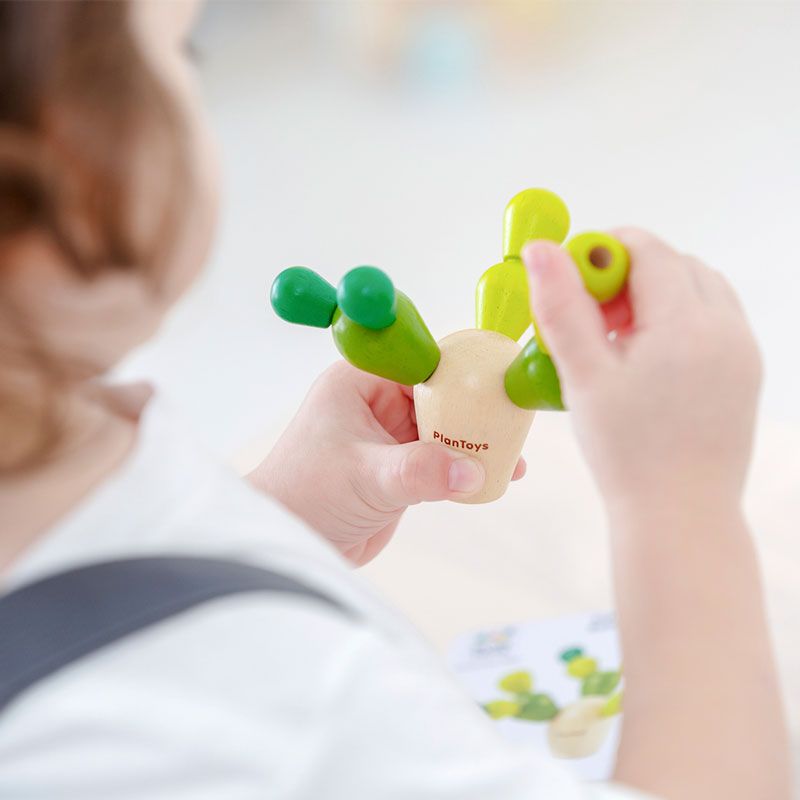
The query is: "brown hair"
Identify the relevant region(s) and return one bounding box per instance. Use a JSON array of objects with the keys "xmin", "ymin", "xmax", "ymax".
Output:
[{"xmin": 0, "ymin": 0, "xmax": 186, "ymax": 469}]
